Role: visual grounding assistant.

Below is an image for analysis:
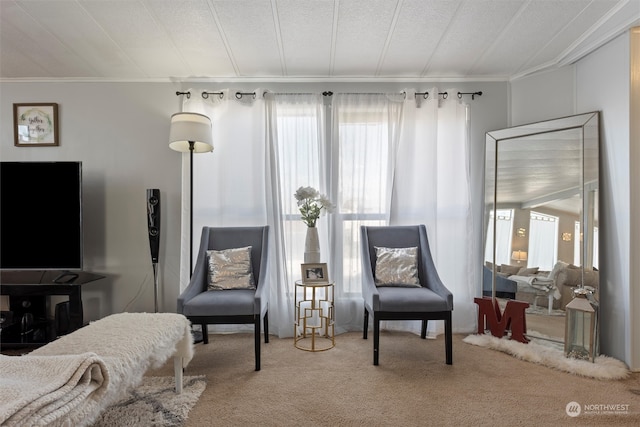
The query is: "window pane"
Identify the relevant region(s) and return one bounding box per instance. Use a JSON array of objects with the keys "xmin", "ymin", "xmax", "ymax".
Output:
[
  {"xmin": 338, "ymin": 123, "xmax": 388, "ymax": 214},
  {"xmin": 335, "ymin": 99, "xmax": 393, "ymax": 295},
  {"xmin": 485, "ymin": 209, "xmax": 513, "ymax": 265},
  {"xmin": 273, "ymin": 99, "xmax": 325, "ymax": 286},
  {"xmin": 277, "ymin": 115, "xmax": 322, "ymax": 217},
  {"xmin": 341, "ymin": 219, "xmax": 386, "ymax": 293},
  {"xmin": 528, "ymin": 211, "xmax": 558, "ymax": 270}
]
